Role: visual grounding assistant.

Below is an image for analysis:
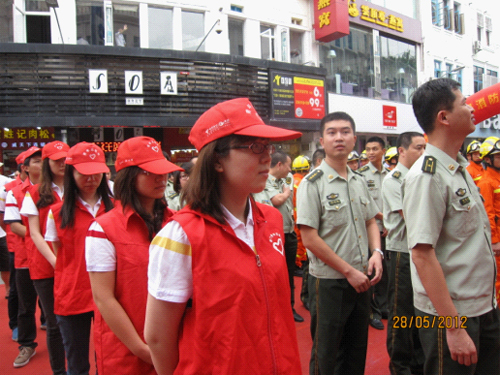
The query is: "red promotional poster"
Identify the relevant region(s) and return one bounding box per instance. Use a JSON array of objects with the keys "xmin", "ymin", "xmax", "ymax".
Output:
[
  {"xmin": 383, "ymin": 105, "xmax": 397, "ymax": 128},
  {"xmin": 466, "ymin": 82, "xmax": 500, "ymax": 124},
  {"xmin": 294, "ymin": 77, "xmax": 325, "ymax": 119}
]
